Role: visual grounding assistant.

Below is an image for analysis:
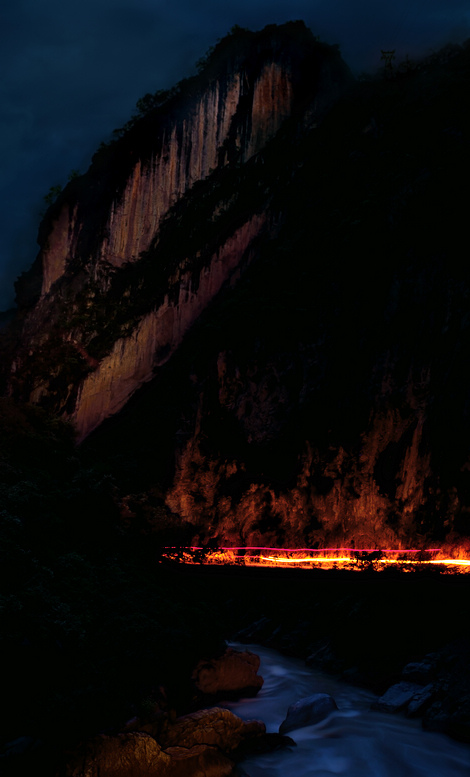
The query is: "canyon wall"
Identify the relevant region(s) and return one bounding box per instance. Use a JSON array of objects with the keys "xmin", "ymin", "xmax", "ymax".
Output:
[
  {"xmin": 8, "ymin": 23, "xmax": 351, "ymax": 441},
  {"xmin": 81, "ymin": 38, "xmax": 470, "ymax": 551},
  {"xmin": 7, "ymin": 27, "xmax": 470, "ymax": 550},
  {"xmin": 71, "ymin": 214, "xmax": 267, "ymax": 439},
  {"xmin": 40, "ymin": 68, "xmax": 271, "ymax": 294},
  {"xmin": 38, "ymin": 27, "xmax": 326, "ymax": 297},
  {"xmin": 164, "ymin": 352, "xmax": 436, "ymax": 551}
]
